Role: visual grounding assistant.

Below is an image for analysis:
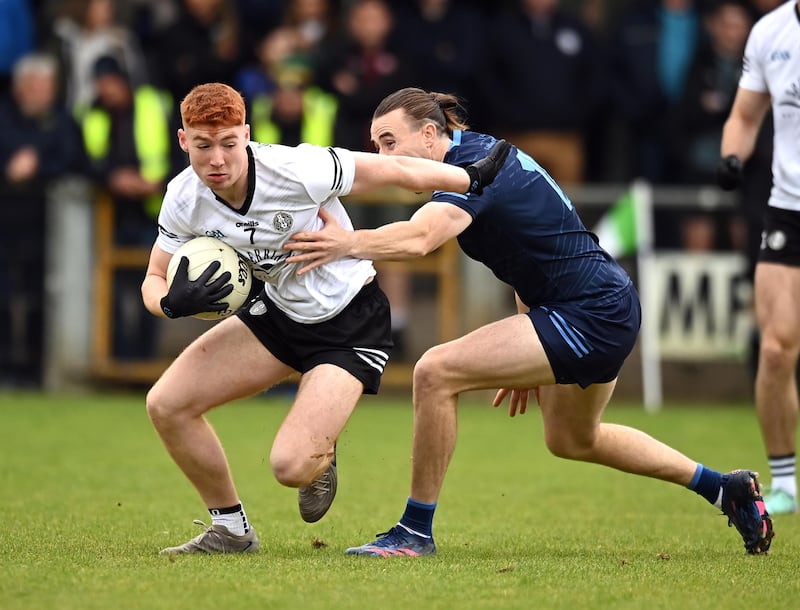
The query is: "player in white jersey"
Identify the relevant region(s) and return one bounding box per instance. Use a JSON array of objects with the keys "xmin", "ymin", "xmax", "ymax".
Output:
[
  {"xmin": 140, "ymin": 82, "xmax": 508, "ymax": 554},
  {"xmin": 158, "ymin": 140, "xmax": 377, "ymax": 324},
  {"xmin": 718, "ymin": 0, "xmax": 800, "ymax": 515}
]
